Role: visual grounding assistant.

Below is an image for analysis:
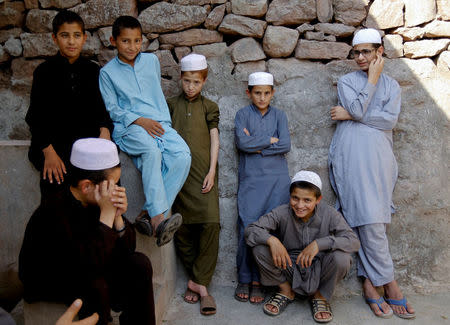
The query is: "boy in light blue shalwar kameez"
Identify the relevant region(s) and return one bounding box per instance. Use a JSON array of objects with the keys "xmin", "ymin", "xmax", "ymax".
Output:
[
  {"xmin": 328, "ymin": 28, "xmax": 415, "ymax": 320},
  {"xmin": 99, "ymin": 16, "xmax": 191, "ymax": 247}
]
